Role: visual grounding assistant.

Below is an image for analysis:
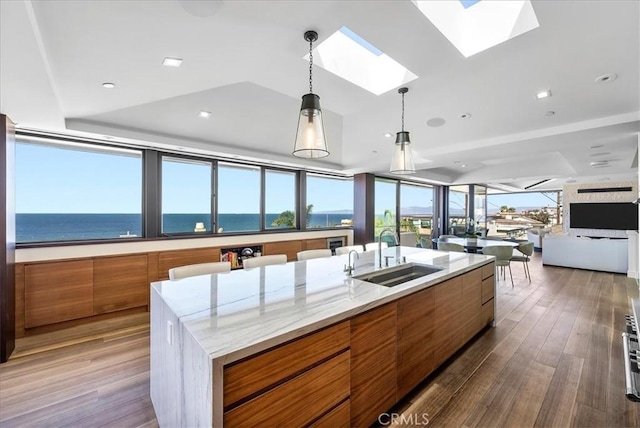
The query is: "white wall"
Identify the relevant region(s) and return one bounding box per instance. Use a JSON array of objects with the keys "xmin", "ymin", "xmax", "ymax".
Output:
[{"xmin": 562, "ymin": 180, "xmax": 638, "ymax": 238}]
